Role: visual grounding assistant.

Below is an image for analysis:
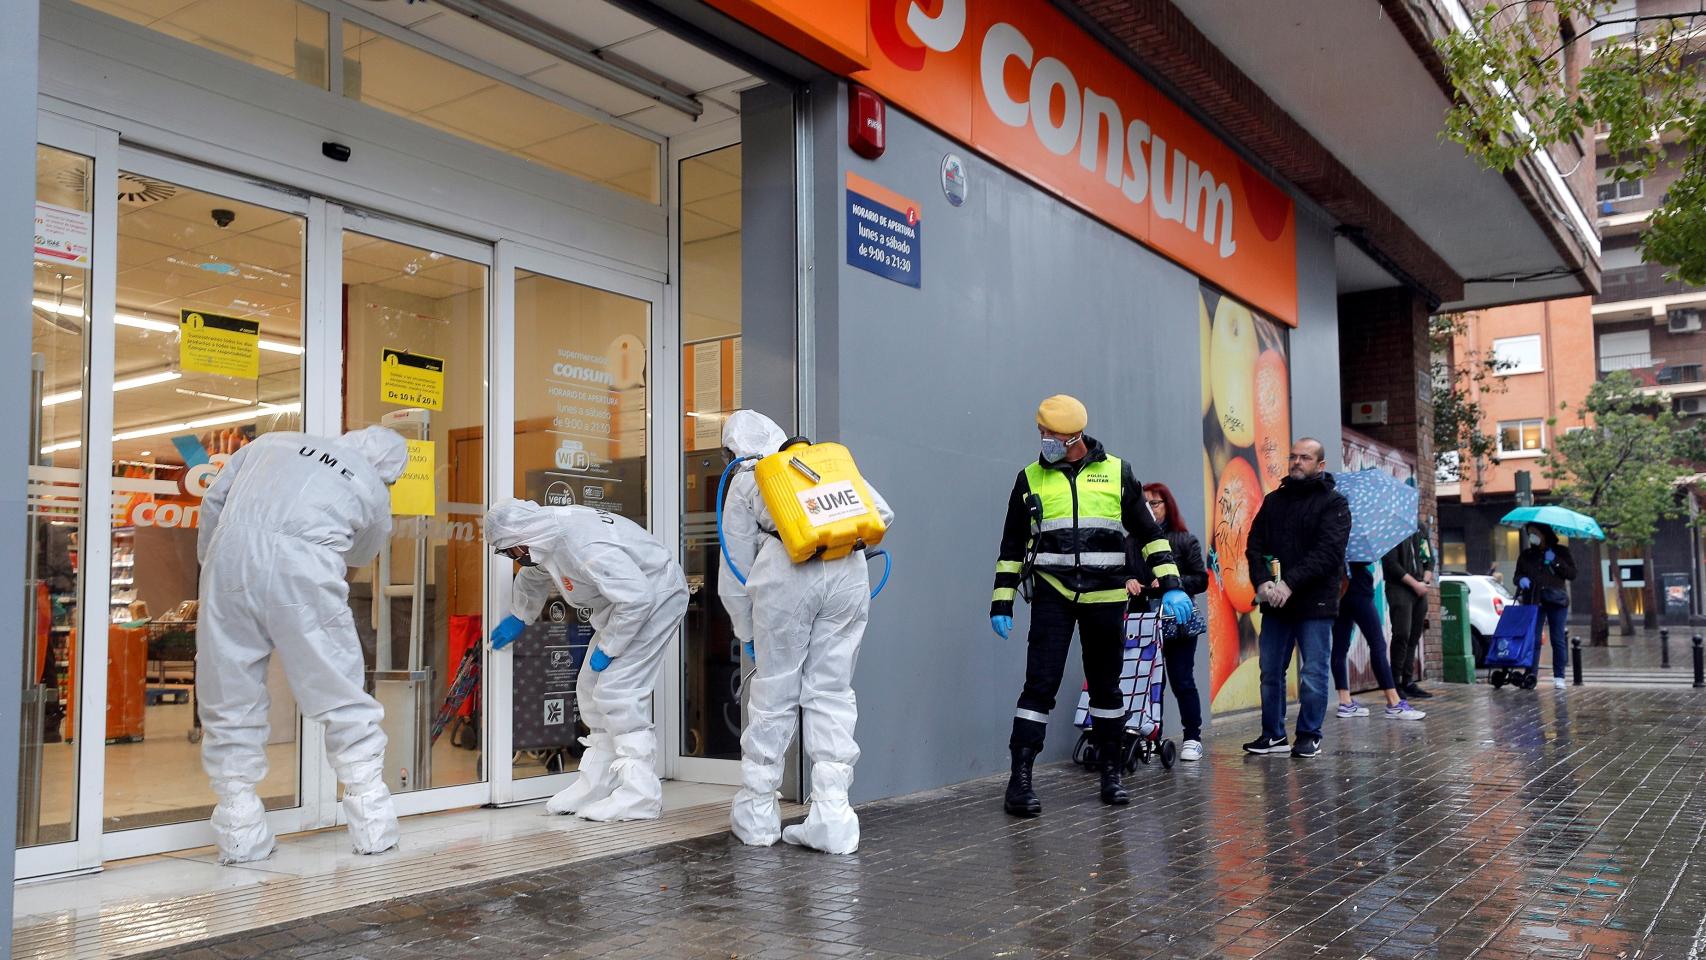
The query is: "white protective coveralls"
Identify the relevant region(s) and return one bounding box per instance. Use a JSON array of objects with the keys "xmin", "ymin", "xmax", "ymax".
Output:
[
  {"xmin": 719, "ymin": 411, "xmax": 894, "ymax": 854},
  {"xmin": 486, "ymin": 499, "xmax": 689, "ymax": 822},
  {"xmin": 196, "ymin": 426, "xmax": 408, "ymax": 863}
]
